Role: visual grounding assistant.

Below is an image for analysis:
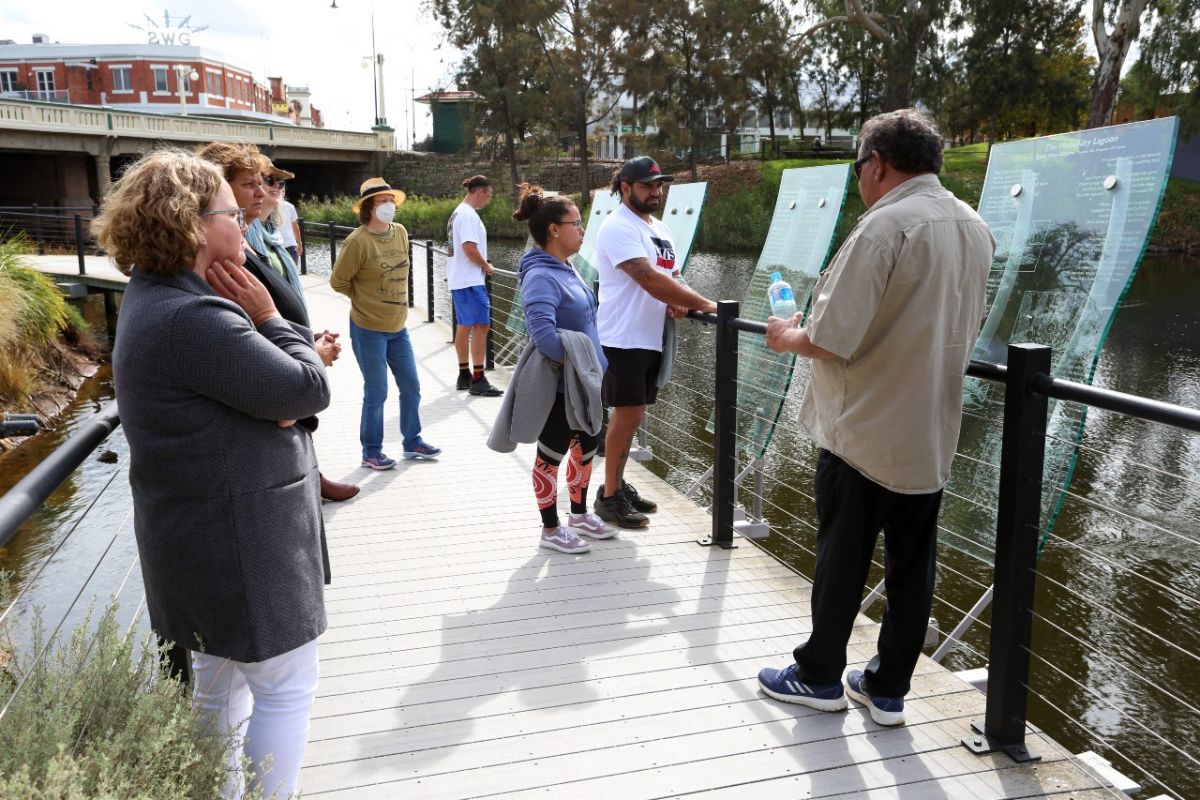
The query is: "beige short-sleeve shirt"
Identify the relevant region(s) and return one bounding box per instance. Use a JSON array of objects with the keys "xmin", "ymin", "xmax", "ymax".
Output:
[{"xmin": 799, "ymin": 174, "xmax": 995, "ymax": 493}]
